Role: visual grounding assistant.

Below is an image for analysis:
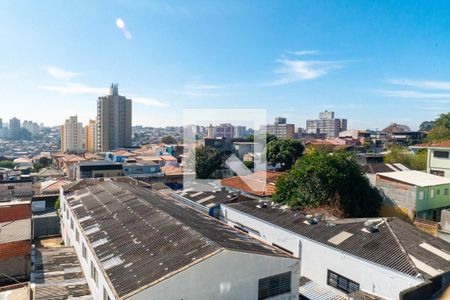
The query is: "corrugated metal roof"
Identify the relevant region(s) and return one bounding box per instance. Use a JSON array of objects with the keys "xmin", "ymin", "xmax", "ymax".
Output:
[
  {"xmin": 377, "ymin": 170, "xmax": 450, "ymax": 187},
  {"xmin": 66, "ymin": 181, "xmax": 290, "ymax": 298}
]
